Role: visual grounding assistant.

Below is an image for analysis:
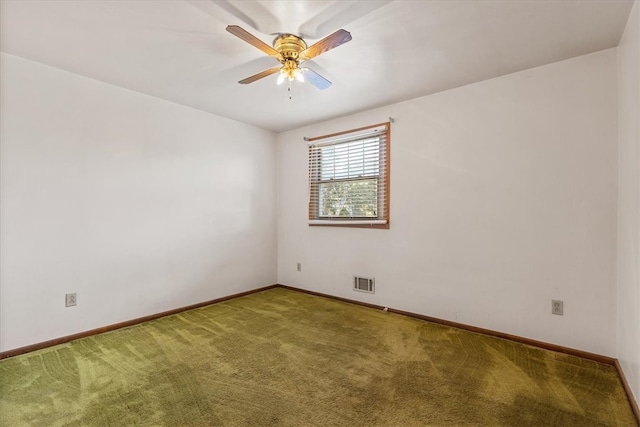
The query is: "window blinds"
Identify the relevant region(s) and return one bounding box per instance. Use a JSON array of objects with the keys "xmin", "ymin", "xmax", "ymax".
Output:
[{"xmin": 307, "ymin": 123, "xmax": 390, "ymax": 227}]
